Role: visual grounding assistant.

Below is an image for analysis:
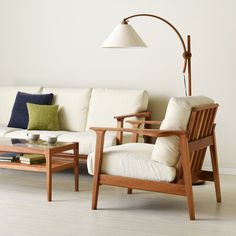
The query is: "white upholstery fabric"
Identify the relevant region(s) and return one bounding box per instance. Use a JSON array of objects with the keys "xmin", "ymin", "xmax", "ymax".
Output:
[
  {"xmin": 42, "ymin": 88, "xmax": 92, "ymax": 131},
  {"xmin": 86, "ymin": 89, "xmax": 149, "ymax": 130},
  {"xmin": 0, "ymin": 126, "xmax": 20, "ymax": 136},
  {"xmin": 87, "ymin": 143, "xmax": 176, "ymax": 182},
  {"xmin": 0, "ymin": 86, "xmax": 42, "ymax": 126},
  {"xmin": 58, "ymin": 131, "xmax": 117, "ymax": 155},
  {"xmin": 5, "ymin": 130, "xmax": 66, "ymax": 140},
  {"xmin": 151, "ymin": 96, "xmax": 214, "ymax": 166}
]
